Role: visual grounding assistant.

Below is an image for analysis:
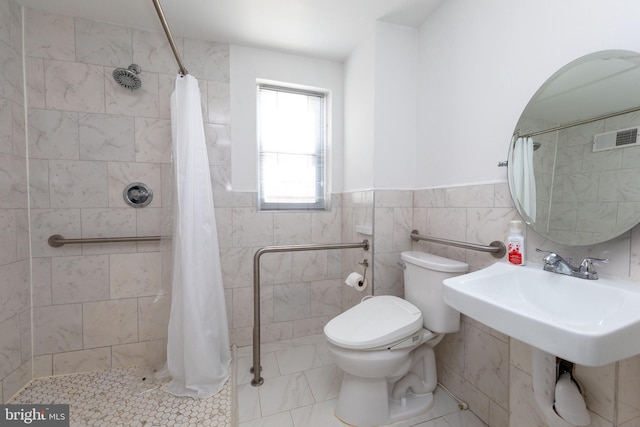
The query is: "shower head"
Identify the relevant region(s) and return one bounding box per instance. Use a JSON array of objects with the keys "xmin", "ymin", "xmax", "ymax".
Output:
[{"xmin": 112, "ymin": 64, "xmax": 142, "ymax": 90}]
